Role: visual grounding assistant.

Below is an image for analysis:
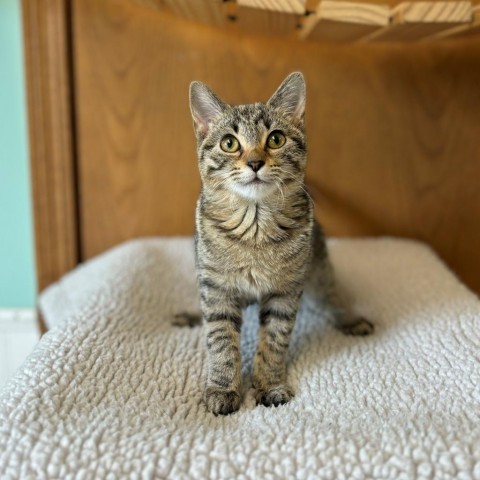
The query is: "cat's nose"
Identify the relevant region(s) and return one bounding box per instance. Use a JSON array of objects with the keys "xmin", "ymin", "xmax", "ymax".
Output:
[{"xmin": 247, "ymin": 160, "xmax": 265, "ymax": 173}]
